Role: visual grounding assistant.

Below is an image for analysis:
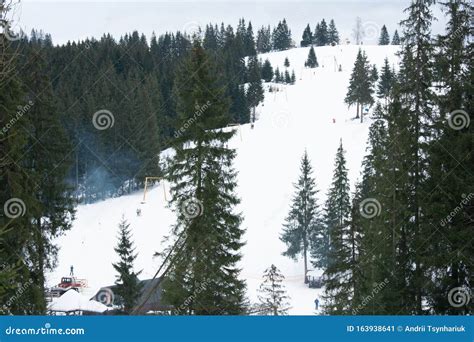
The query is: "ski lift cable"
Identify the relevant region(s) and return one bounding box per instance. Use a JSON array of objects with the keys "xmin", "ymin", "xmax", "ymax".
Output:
[{"xmin": 131, "ymin": 229, "xmax": 189, "ymax": 314}]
